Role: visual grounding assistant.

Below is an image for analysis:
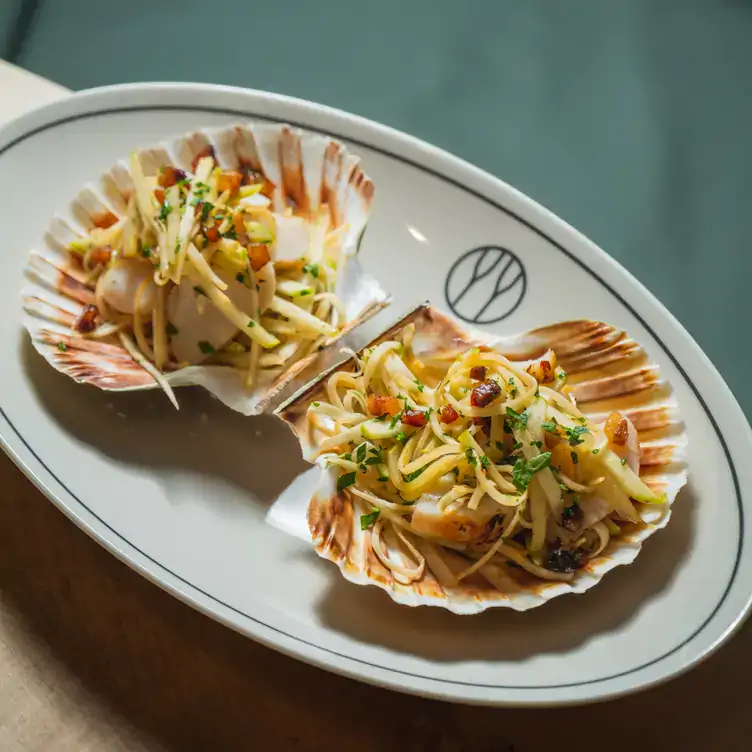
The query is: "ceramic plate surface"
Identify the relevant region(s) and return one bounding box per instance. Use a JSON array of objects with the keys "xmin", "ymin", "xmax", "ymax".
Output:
[{"xmin": 1, "ymin": 83, "xmax": 750, "ymax": 707}]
